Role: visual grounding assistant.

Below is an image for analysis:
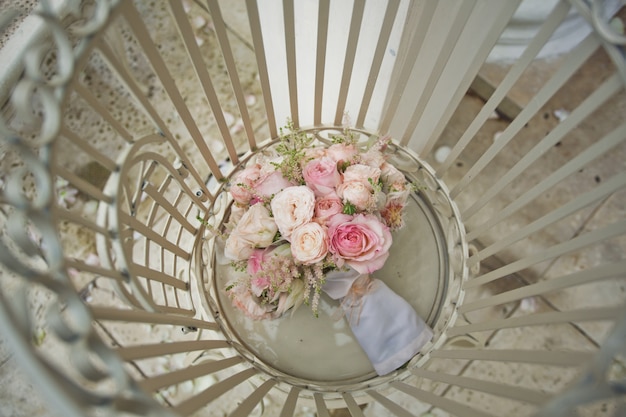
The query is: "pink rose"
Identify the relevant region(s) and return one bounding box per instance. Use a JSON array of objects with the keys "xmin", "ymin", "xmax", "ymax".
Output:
[
  {"xmin": 224, "ymin": 204, "xmax": 278, "ymax": 260},
  {"xmin": 303, "ymin": 157, "xmax": 341, "ymax": 196},
  {"xmin": 336, "ymin": 180, "xmax": 373, "ymax": 211},
  {"xmin": 327, "ymin": 213, "xmax": 392, "ymax": 274},
  {"xmin": 250, "ymin": 275, "xmax": 271, "ymax": 297},
  {"xmin": 327, "ymin": 143, "xmax": 358, "ymax": 164},
  {"xmin": 270, "ymin": 186, "xmax": 315, "ymax": 239},
  {"xmin": 227, "ymin": 283, "xmax": 273, "ymax": 320},
  {"xmin": 343, "ymin": 163, "xmax": 381, "ymax": 185},
  {"xmin": 290, "ymin": 222, "xmax": 329, "ymax": 264},
  {"xmin": 254, "ymin": 170, "xmax": 294, "ymax": 199},
  {"xmin": 247, "ymin": 248, "xmax": 269, "ymax": 275},
  {"xmin": 230, "ymin": 164, "xmax": 261, "ymax": 205},
  {"xmin": 314, "ymin": 193, "xmax": 344, "ymax": 224},
  {"xmin": 247, "ymin": 244, "xmax": 291, "ymax": 275}
]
